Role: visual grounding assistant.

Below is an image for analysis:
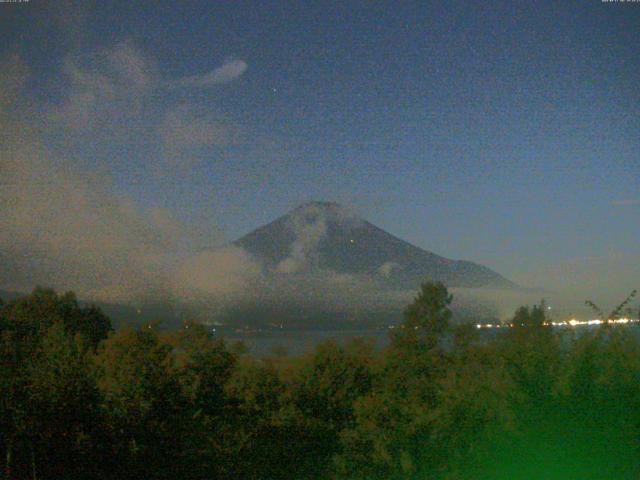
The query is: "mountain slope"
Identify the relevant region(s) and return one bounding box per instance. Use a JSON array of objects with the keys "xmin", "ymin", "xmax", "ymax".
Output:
[{"xmin": 234, "ymin": 202, "xmax": 514, "ymax": 289}]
